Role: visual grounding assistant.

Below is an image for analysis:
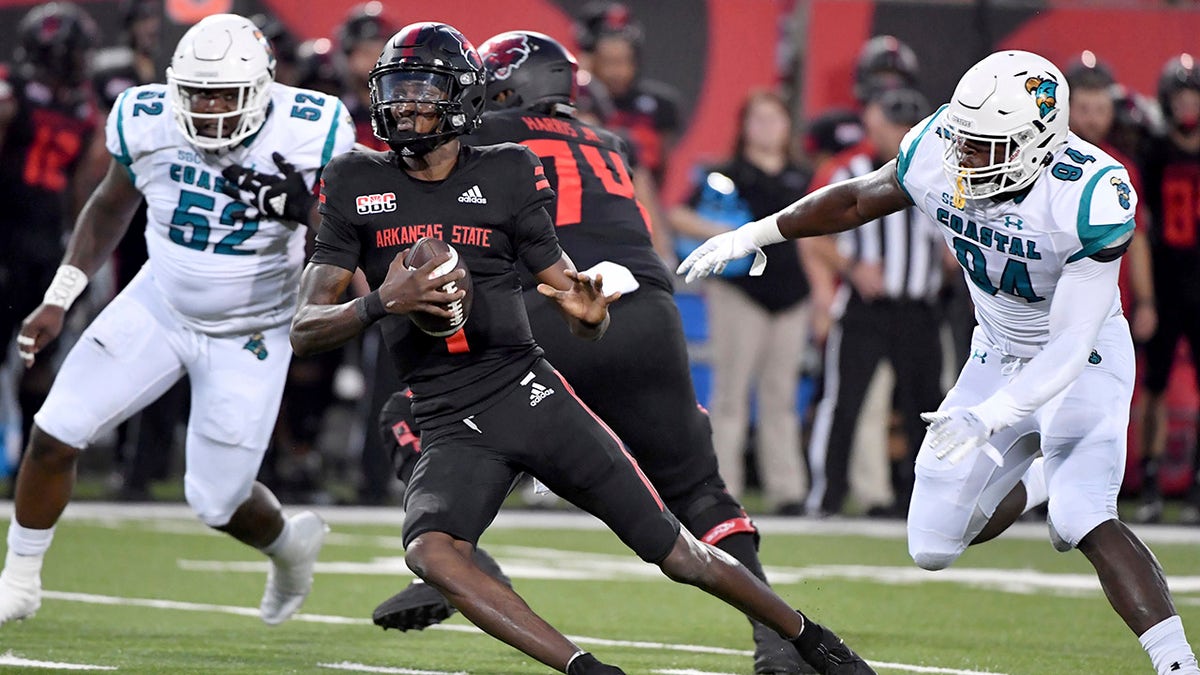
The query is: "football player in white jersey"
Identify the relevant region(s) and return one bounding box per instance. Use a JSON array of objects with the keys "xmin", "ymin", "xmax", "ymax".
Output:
[
  {"xmin": 680, "ymin": 50, "xmax": 1199, "ymax": 674},
  {"xmin": 0, "ymin": 14, "xmax": 355, "ymax": 627}
]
